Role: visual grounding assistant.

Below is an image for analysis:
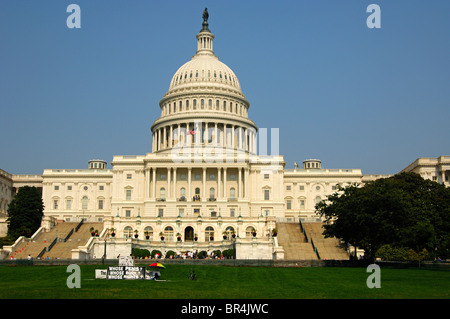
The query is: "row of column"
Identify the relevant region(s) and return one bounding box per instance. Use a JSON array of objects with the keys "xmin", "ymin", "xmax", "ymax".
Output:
[
  {"xmin": 152, "ymin": 122, "xmax": 257, "ymax": 153},
  {"xmin": 144, "ymin": 166, "xmax": 249, "ymax": 201}
]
